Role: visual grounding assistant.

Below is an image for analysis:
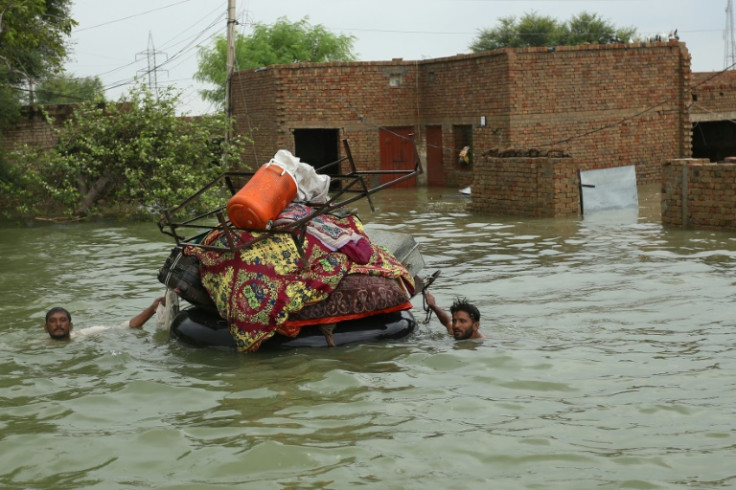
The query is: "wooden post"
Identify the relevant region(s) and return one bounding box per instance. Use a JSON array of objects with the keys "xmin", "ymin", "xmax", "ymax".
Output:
[{"xmin": 224, "ymin": 0, "xmax": 236, "ymax": 141}]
